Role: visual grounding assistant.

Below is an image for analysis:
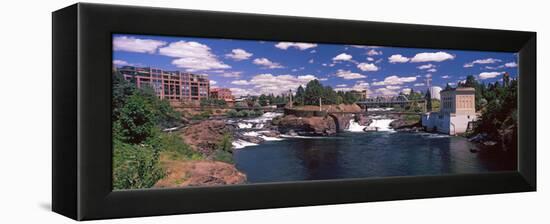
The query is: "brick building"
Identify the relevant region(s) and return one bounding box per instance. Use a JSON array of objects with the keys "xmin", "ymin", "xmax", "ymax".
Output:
[
  {"xmin": 210, "ymin": 88, "xmax": 235, "ymax": 106},
  {"xmin": 117, "ymin": 66, "xmax": 209, "ymax": 101}
]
